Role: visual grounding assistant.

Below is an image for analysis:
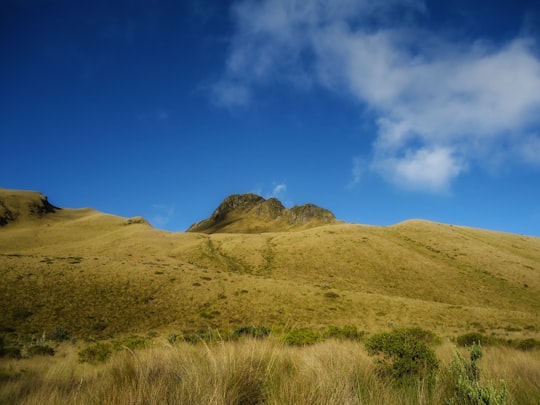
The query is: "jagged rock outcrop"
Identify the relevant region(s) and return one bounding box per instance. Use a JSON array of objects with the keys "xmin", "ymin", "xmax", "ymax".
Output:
[
  {"xmin": 187, "ymin": 193, "xmax": 336, "ymax": 234},
  {"xmin": 124, "ymin": 216, "xmax": 149, "ymax": 226},
  {"xmin": 0, "ymin": 188, "xmax": 60, "ymax": 226}
]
